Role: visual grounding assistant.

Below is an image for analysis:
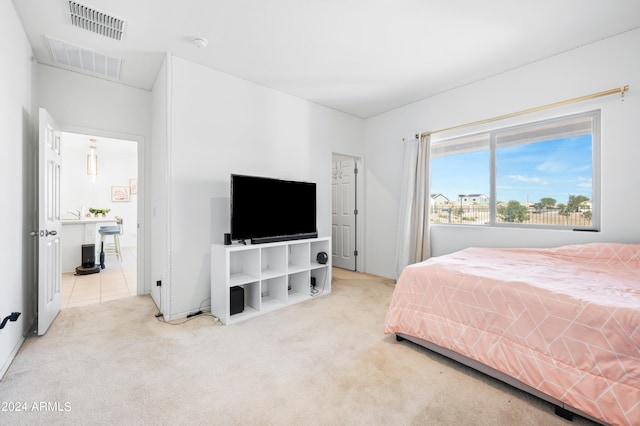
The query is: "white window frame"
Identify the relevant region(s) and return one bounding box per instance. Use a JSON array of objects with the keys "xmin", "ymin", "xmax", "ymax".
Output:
[{"xmin": 430, "ymin": 110, "xmax": 600, "ymax": 231}]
